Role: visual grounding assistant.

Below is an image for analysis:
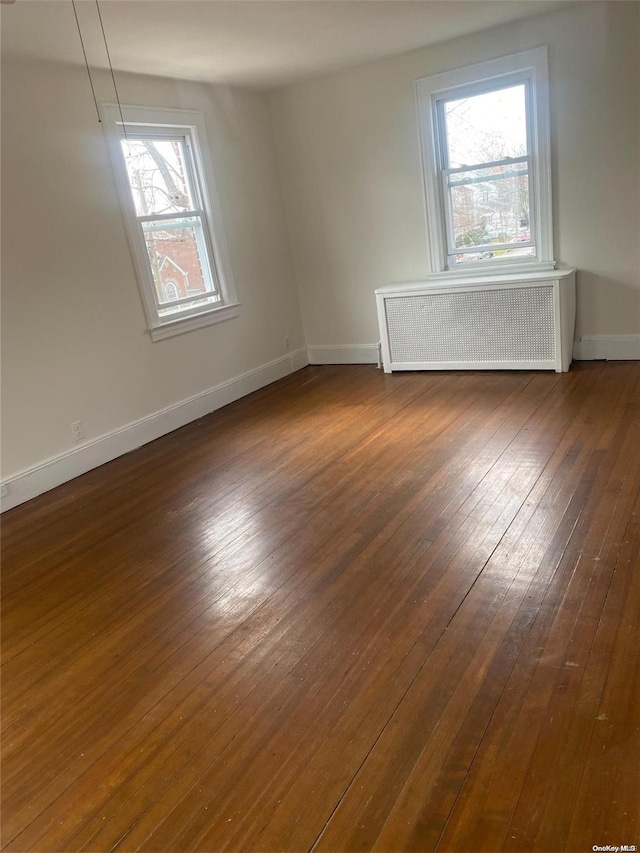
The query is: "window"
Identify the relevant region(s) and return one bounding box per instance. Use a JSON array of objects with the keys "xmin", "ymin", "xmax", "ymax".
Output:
[
  {"xmin": 163, "ymin": 280, "xmax": 180, "ymax": 306},
  {"xmin": 102, "ymin": 105, "xmax": 239, "ymax": 340},
  {"xmin": 416, "ymin": 47, "xmax": 553, "ymax": 275}
]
